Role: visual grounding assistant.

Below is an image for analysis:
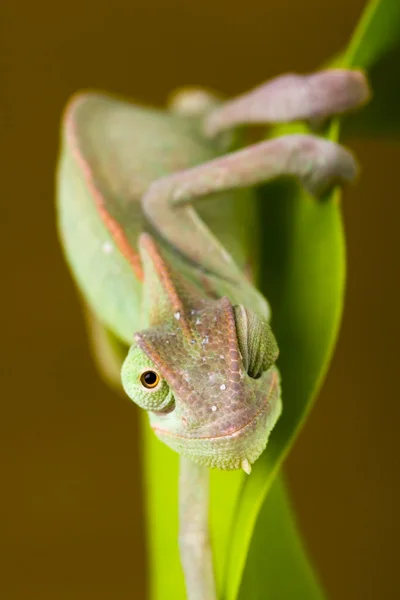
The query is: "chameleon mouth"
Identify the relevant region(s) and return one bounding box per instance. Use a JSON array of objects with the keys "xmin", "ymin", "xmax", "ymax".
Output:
[
  {"xmin": 151, "ymin": 368, "xmax": 281, "ymax": 471},
  {"xmin": 152, "ymin": 368, "xmax": 279, "ymax": 441}
]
